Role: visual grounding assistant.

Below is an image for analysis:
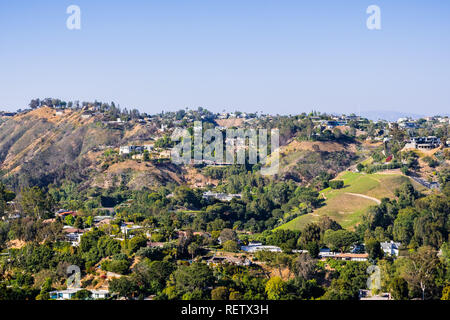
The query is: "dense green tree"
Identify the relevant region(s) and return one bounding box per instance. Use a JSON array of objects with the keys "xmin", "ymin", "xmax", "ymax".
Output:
[
  {"xmin": 365, "ymin": 239, "xmax": 384, "ymax": 261},
  {"xmin": 72, "ymin": 289, "xmax": 93, "ymax": 300},
  {"xmin": 109, "ymin": 276, "xmax": 138, "ymax": 300},
  {"xmin": 19, "ymin": 187, "xmax": 55, "ymax": 219},
  {"xmin": 329, "ymin": 180, "xmax": 344, "ymax": 189},
  {"xmin": 171, "ymin": 263, "xmax": 215, "ymax": 298},
  {"xmin": 323, "ymin": 229, "xmax": 358, "ymax": 253},
  {"xmin": 393, "ymin": 208, "xmax": 419, "ymax": 245},
  {"xmin": 402, "ymin": 246, "xmax": 442, "ymax": 300},
  {"xmin": 188, "ymin": 242, "xmax": 201, "ymax": 258},
  {"xmin": 211, "ymin": 286, "xmax": 229, "ymax": 300},
  {"xmin": 222, "ymin": 240, "xmax": 239, "ymax": 253},
  {"xmin": 297, "ymin": 223, "xmax": 321, "ymax": 249},
  {"xmin": 390, "ymin": 277, "xmax": 409, "ymax": 300},
  {"xmin": 0, "ymin": 183, "xmax": 15, "ymax": 217},
  {"xmin": 132, "ymin": 260, "xmax": 175, "ymax": 295},
  {"xmin": 265, "ymin": 276, "xmax": 286, "ymax": 300},
  {"xmin": 36, "ymin": 278, "xmax": 53, "ymax": 300},
  {"xmin": 322, "ymin": 261, "xmax": 369, "ymax": 300},
  {"xmin": 441, "ymin": 286, "xmax": 450, "ymax": 300}
]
